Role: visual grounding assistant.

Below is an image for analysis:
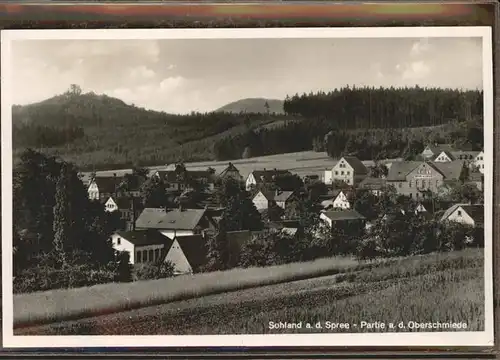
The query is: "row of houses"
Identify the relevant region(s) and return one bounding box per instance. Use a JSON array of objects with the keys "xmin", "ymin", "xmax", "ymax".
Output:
[
  {"xmin": 109, "ymin": 199, "xmax": 484, "ymax": 275},
  {"xmin": 83, "ymin": 143, "xmax": 484, "ymax": 275}
]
